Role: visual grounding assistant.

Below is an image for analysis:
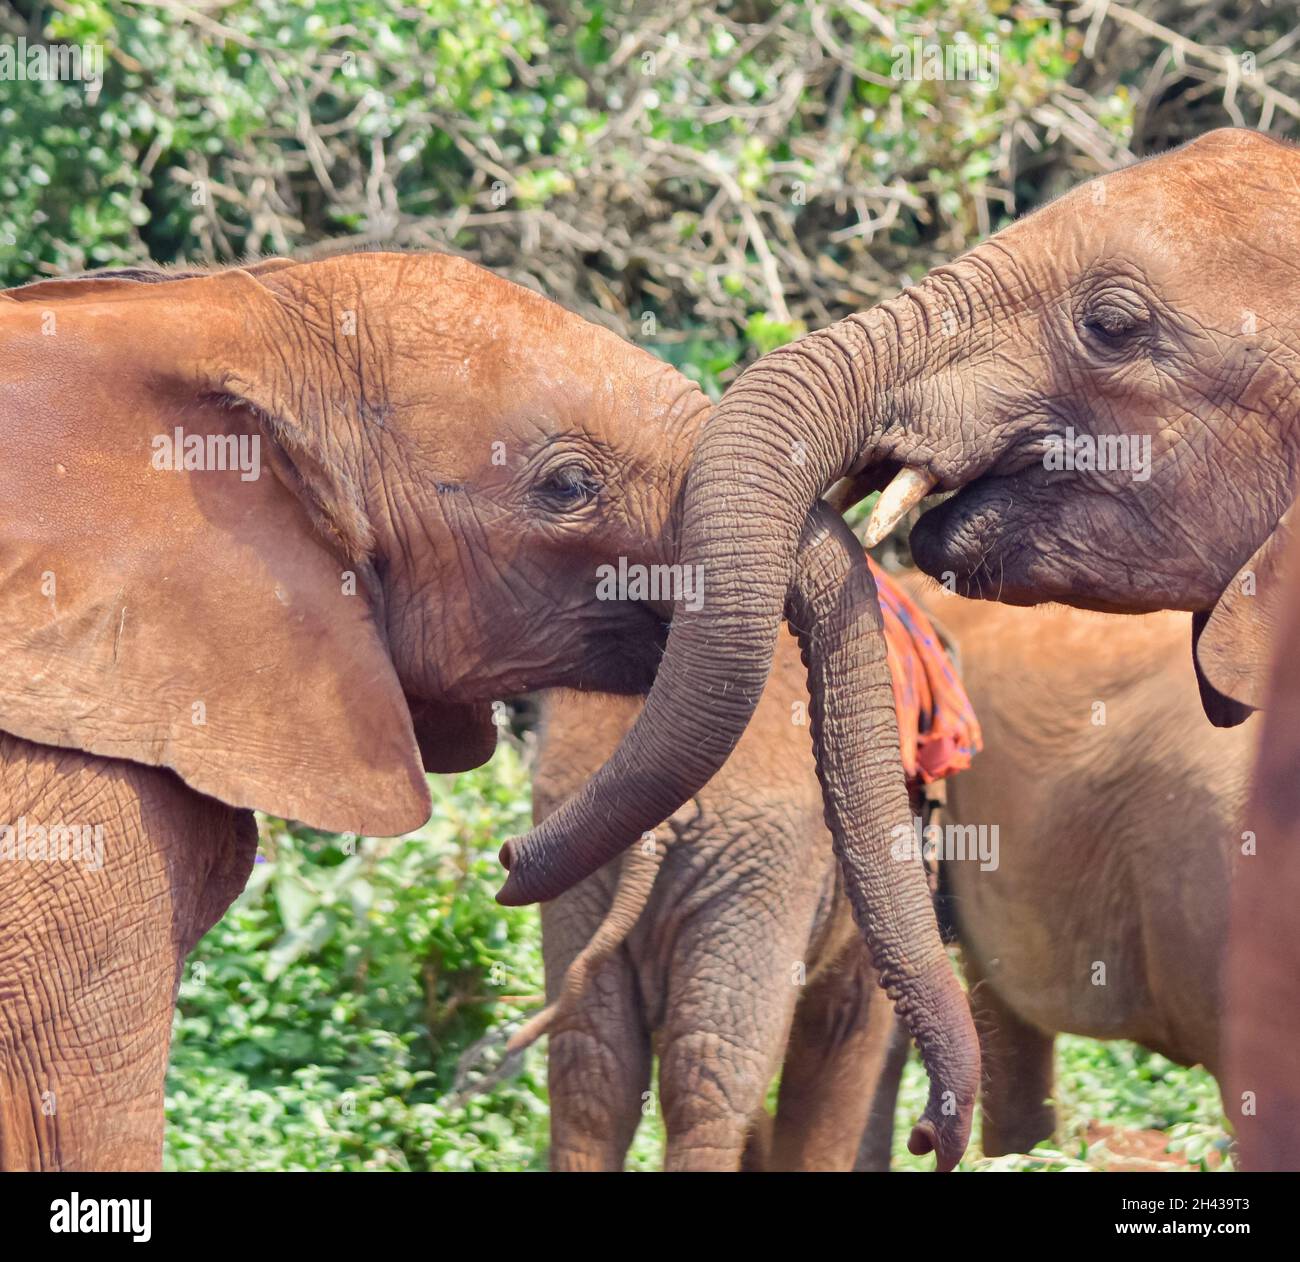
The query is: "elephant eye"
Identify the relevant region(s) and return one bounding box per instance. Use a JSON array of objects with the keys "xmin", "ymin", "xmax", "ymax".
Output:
[
  {"xmin": 534, "ymin": 463, "xmax": 601, "ymax": 512},
  {"xmin": 1081, "ymin": 301, "xmax": 1147, "ymax": 346}
]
